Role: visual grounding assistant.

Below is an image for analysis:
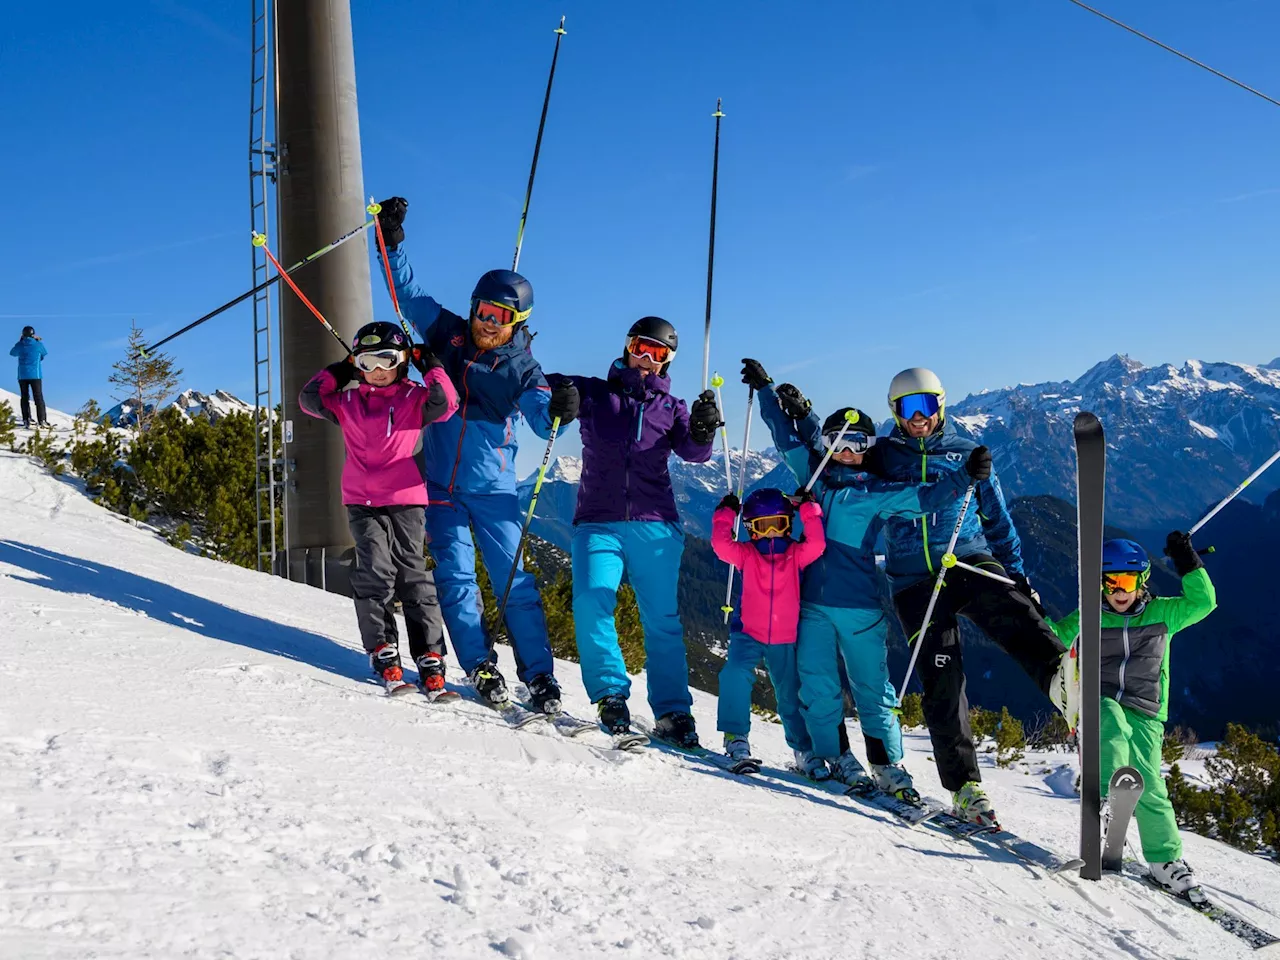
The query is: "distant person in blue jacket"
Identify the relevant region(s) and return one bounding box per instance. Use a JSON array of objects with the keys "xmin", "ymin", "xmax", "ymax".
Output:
[
  {"xmin": 373, "ymin": 197, "xmax": 580, "ymax": 716},
  {"xmin": 10, "ymin": 326, "xmax": 49, "ymax": 428}
]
